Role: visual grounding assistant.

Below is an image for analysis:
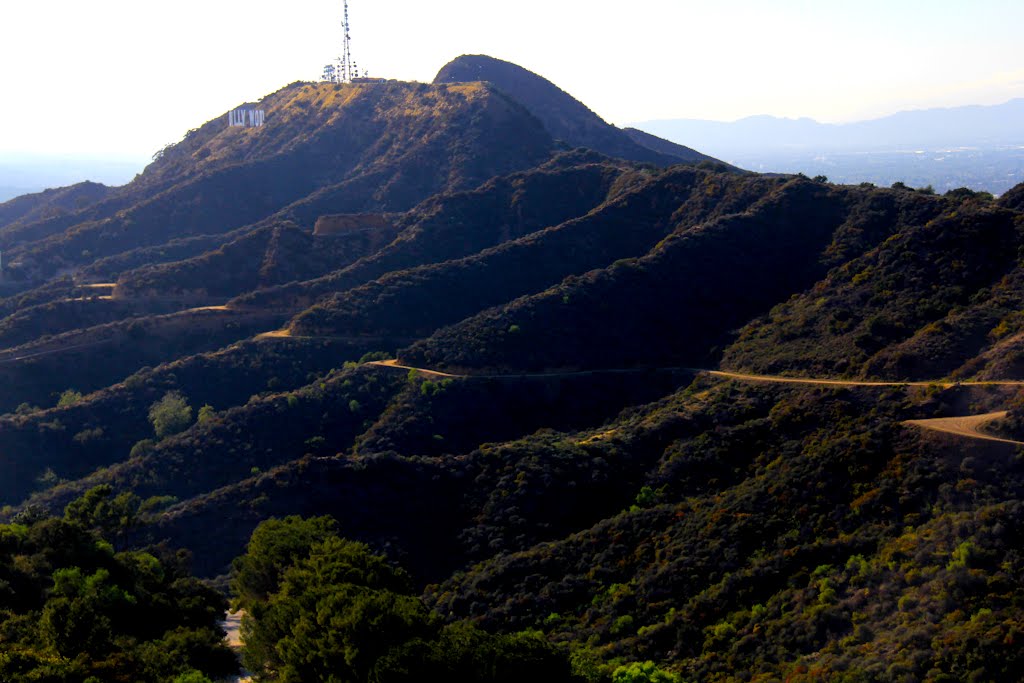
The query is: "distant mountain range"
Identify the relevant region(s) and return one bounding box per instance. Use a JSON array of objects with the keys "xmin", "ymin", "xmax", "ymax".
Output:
[
  {"xmin": 634, "ymin": 99, "xmax": 1024, "ymax": 194},
  {"xmin": 634, "ymin": 99, "xmax": 1024, "ymax": 153}
]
